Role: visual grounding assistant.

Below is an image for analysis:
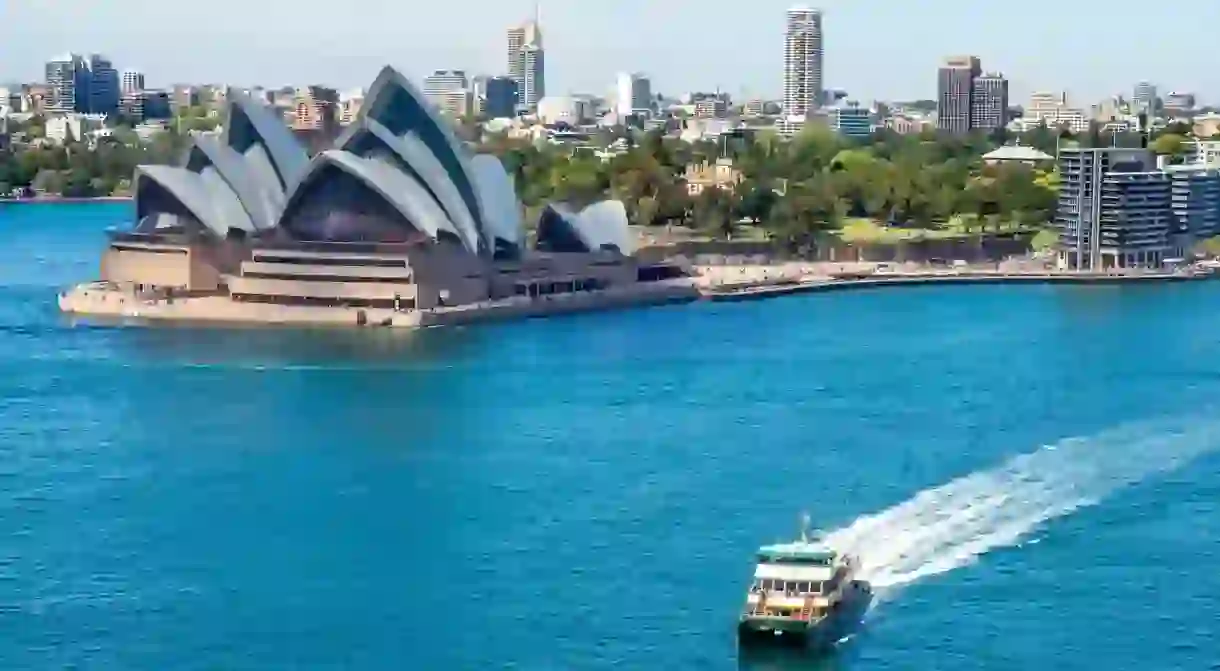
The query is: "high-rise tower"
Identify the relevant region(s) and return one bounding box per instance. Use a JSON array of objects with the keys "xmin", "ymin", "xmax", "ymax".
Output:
[
  {"xmin": 616, "ymin": 72, "xmax": 652, "ymax": 117},
  {"xmin": 970, "ymin": 73, "xmax": 1009, "ymax": 132},
  {"xmin": 507, "ymin": 3, "xmax": 545, "ymax": 112},
  {"xmin": 936, "ymin": 55, "xmax": 981, "ymax": 135},
  {"xmin": 44, "ymin": 53, "xmax": 119, "ymax": 115},
  {"xmin": 783, "ymin": 7, "xmax": 823, "ymax": 120},
  {"xmin": 936, "ymin": 56, "xmax": 1009, "ymax": 135},
  {"xmin": 86, "ymin": 54, "xmax": 119, "ymax": 116},
  {"xmin": 45, "ymin": 54, "xmax": 84, "ymax": 113},
  {"xmin": 121, "ymin": 70, "xmax": 145, "ymax": 95}
]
